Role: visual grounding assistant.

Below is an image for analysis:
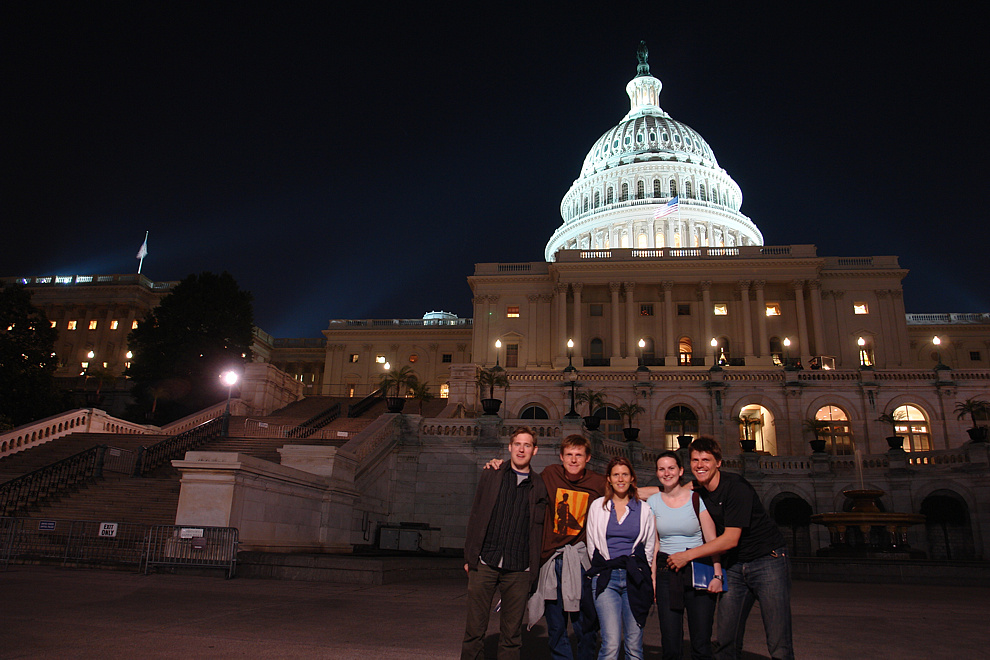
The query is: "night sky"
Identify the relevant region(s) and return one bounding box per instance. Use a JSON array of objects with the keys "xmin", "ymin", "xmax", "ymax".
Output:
[{"xmin": 3, "ymin": 4, "xmax": 987, "ymax": 338}]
